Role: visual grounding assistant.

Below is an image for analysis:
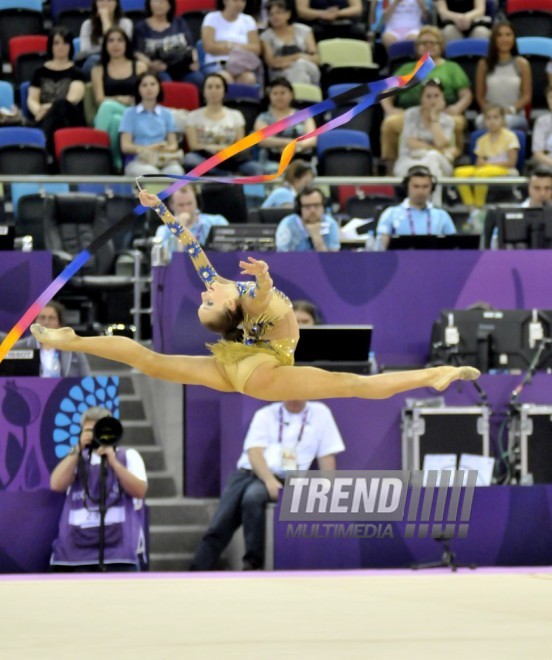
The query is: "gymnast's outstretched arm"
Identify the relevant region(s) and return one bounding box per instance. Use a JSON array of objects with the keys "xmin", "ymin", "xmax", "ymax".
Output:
[{"xmin": 140, "ymin": 190, "xmax": 225, "ymax": 289}]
